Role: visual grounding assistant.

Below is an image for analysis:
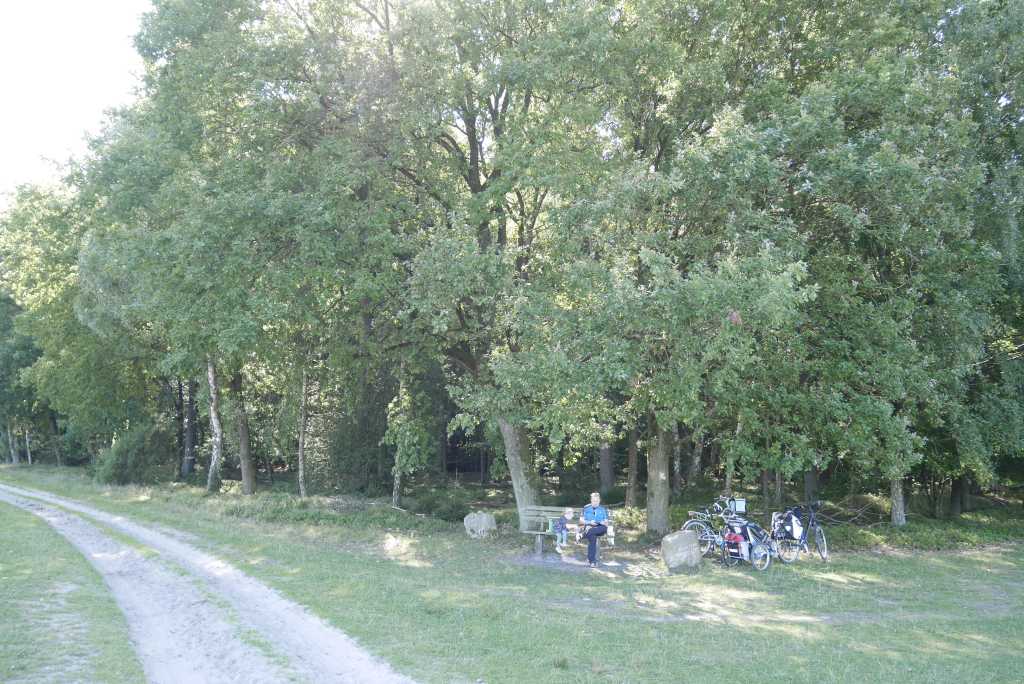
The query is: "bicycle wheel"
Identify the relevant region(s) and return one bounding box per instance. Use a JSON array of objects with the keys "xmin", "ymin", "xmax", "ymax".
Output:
[
  {"xmin": 750, "ymin": 543, "xmax": 771, "ymax": 571},
  {"xmin": 814, "ymin": 525, "xmax": 829, "ymax": 561},
  {"xmin": 776, "ymin": 538, "xmax": 801, "ymax": 564},
  {"xmin": 683, "ymin": 520, "xmax": 715, "ymax": 557},
  {"xmin": 721, "ymin": 543, "xmax": 739, "ymax": 567}
]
